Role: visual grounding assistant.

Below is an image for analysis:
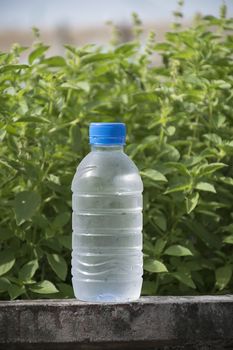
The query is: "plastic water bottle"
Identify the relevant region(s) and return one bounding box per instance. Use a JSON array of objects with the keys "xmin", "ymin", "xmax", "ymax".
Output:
[{"xmin": 71, "ymin": 122, "xmax": 143, "ymax": 302}]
